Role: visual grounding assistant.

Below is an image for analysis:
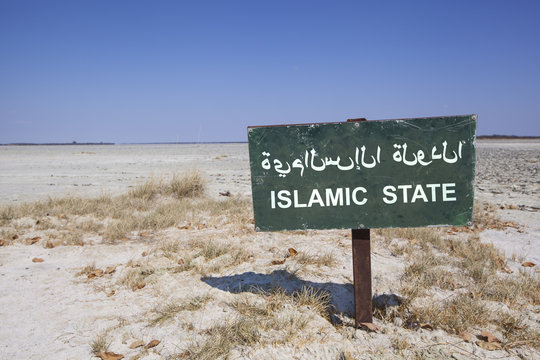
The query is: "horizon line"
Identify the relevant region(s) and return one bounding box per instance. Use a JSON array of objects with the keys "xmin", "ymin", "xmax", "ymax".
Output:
[{"xmin": 2, "ymin": 135, "xmax": 540, "ymax": 146}]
